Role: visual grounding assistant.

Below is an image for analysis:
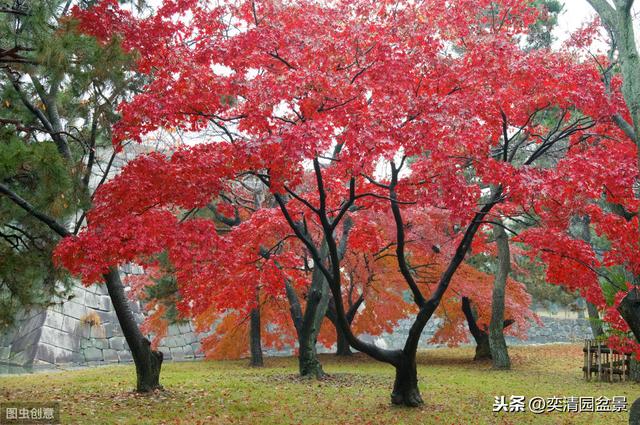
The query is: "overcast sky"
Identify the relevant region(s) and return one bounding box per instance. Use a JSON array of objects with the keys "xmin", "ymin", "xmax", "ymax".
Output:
[
  {"xmin": 557, "ymin": 0, "xmax": 602, "ymax": 38},
  {"xmin": 556, "ymin": 1, "xmax": 639, "ymax": 42}
]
